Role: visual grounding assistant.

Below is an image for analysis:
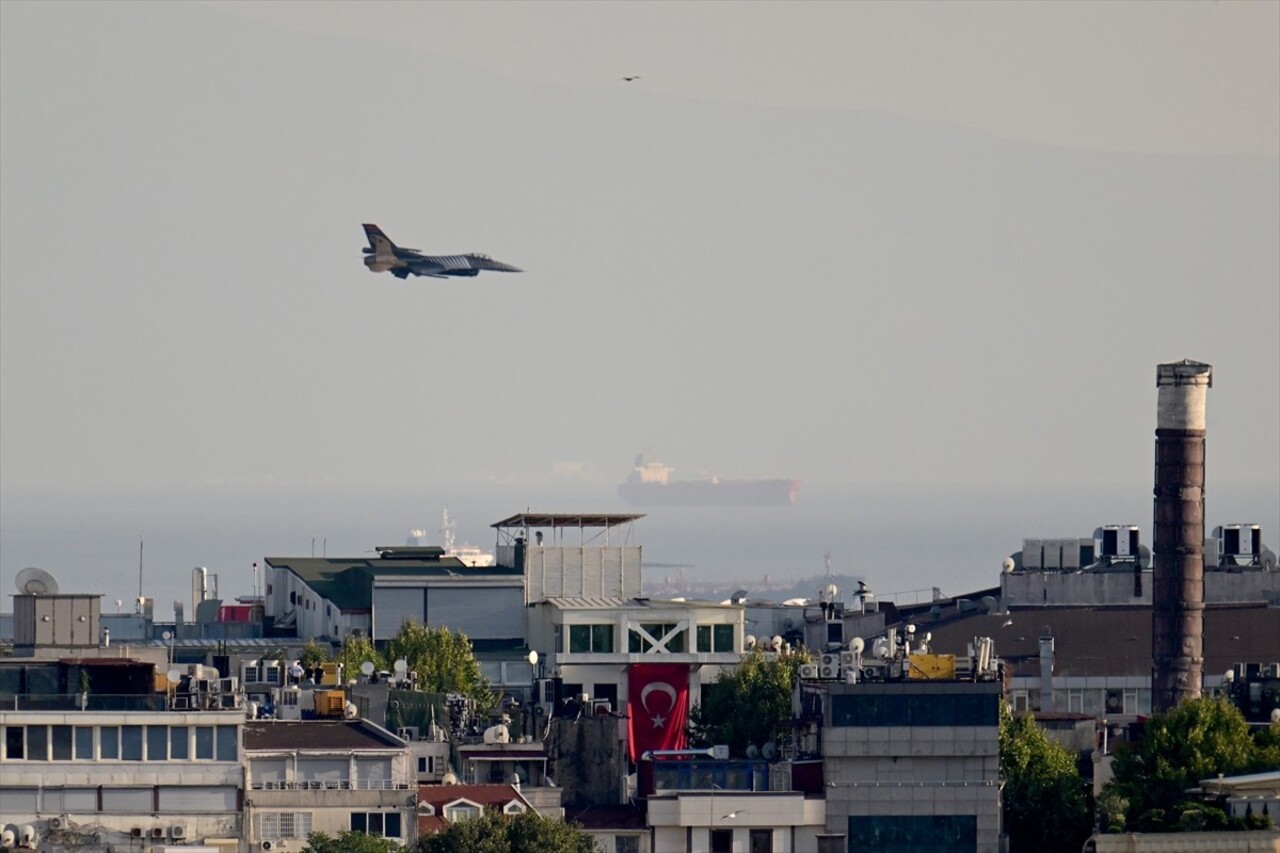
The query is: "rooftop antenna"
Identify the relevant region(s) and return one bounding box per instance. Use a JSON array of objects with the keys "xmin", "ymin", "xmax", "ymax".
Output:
[
  {"xmin": 824, "ymin": 550, "xmax": 833, "ymax": 579},
  {"xmin": 137, "ymin": 535, "xmax": 144, "ymax": 604}
]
